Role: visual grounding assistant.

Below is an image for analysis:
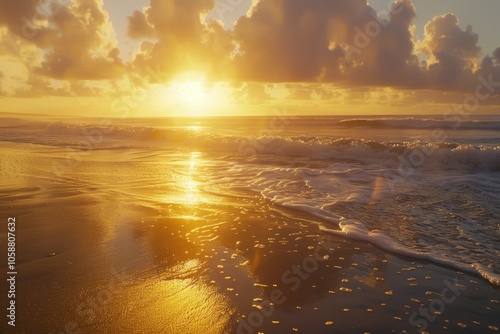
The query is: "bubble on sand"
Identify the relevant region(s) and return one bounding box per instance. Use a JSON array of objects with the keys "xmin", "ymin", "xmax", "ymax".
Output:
[
  {"xmin": 339, "ymin": 287, "xmax": 352, "ymax": 293},
  {"xmin": 385, "ymin": 290, "xmax": 394, "ymax": 296},
  {"xmin": 325, "ymin": 321, "xmax": 334, "ymax": 326},
  {"xmin": 403, "ymin": 267, "xmax": 417, "ymax": 271}
]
